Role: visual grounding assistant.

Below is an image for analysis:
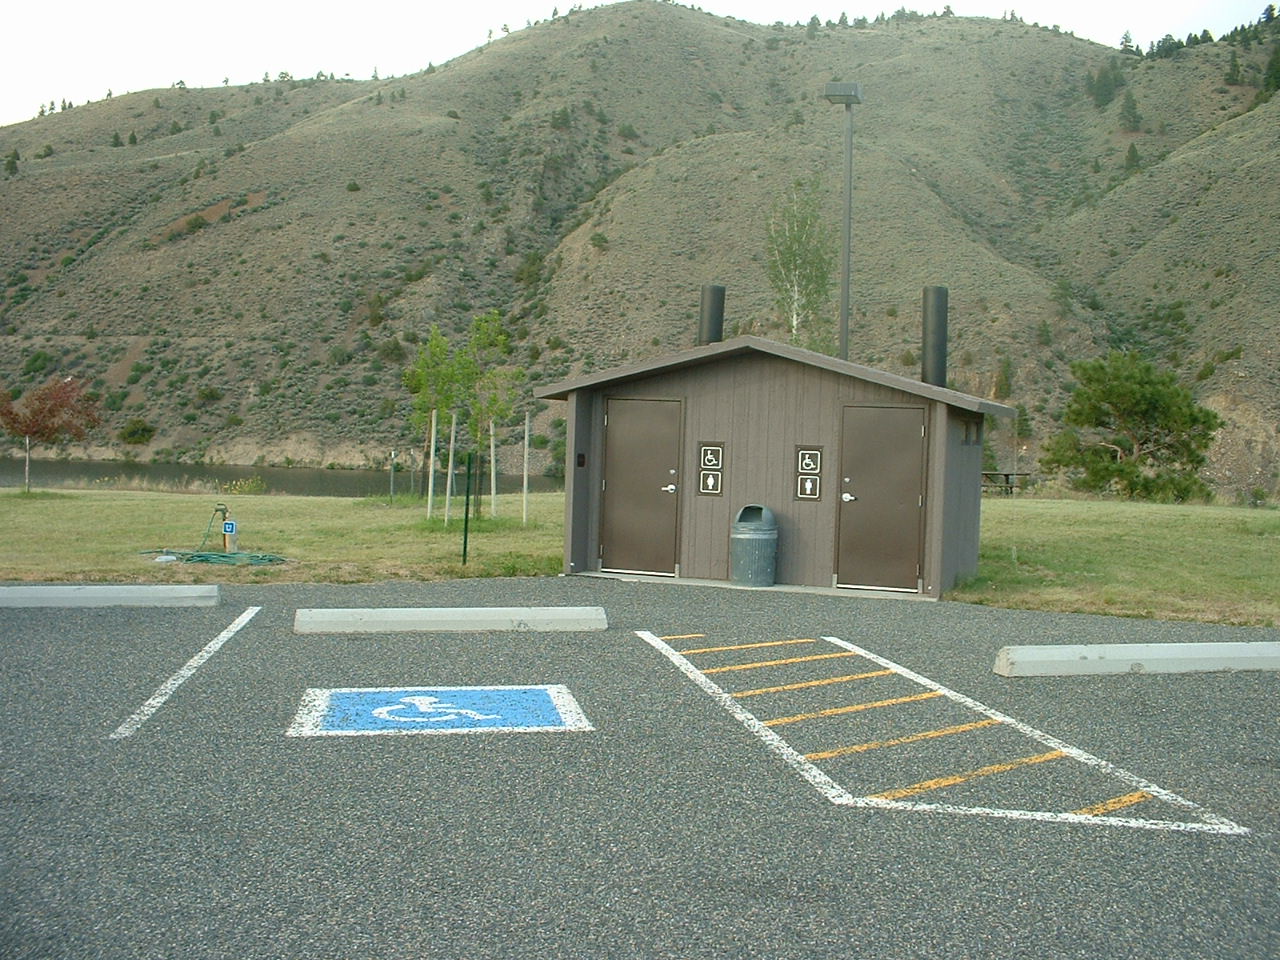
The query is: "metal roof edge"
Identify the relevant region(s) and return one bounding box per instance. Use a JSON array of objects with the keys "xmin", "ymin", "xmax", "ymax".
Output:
[{"xmin": 533, "ymin": 335, "xmax": 1015, "ymax": 416}]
